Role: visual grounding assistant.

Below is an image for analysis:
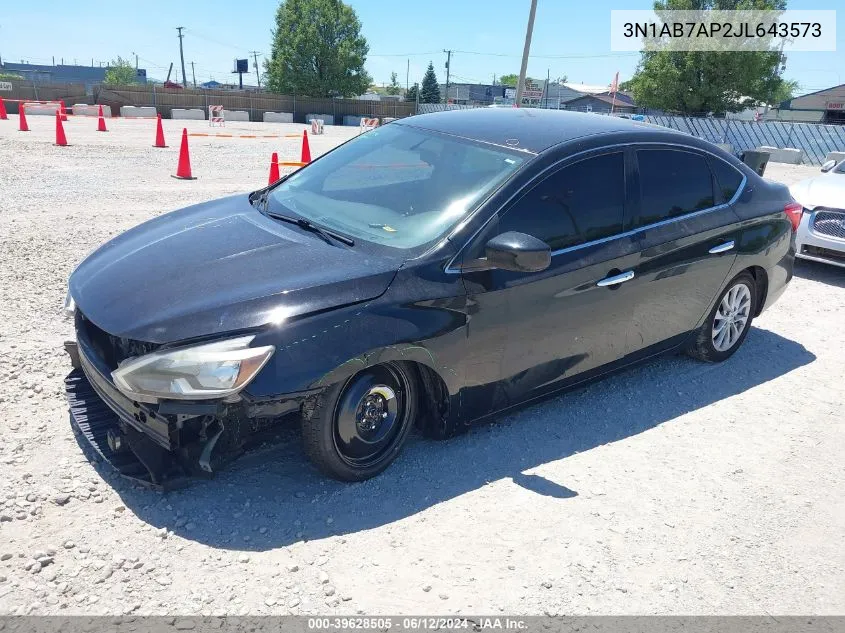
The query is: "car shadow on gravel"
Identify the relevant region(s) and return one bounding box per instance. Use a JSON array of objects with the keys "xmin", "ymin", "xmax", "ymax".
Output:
[
  {"xmin": 794, "ymin": 259, "xmax": 845, "ymax": 288},
  {"xmin": 86, "ymin": 327, "xmax": 813, "ymax": 551}
]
